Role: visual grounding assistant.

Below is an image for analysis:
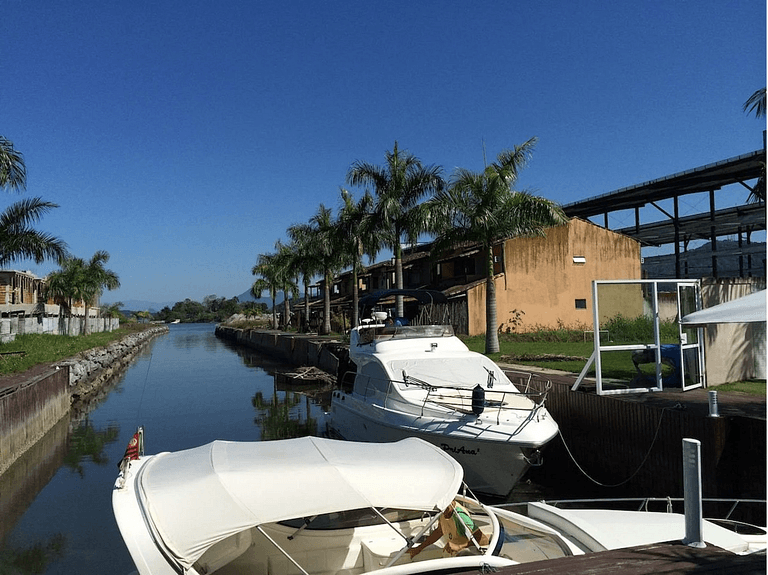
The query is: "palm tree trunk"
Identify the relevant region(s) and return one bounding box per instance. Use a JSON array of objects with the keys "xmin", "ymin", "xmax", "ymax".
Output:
[
  {"xmin": 484, "ymin": 245, "xmax": 500, "ymax": 354},
  {"xmin": 303, "ymin": 279, "xmax": 310, "ymax": 333},
  {"xmin": 352, "ymin": 266, "xmax": 359, "ymax": 328},
  {"xmin": 283, "ymin": 292, "xmax": 290, "ymax": 330},
  {"xmin": 394, "ymin": 243, "xmax": 404, "ymax": 318},
  {"xmin": 322, "ymin": 270, "xmax": 332, "ymax": 335}
]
